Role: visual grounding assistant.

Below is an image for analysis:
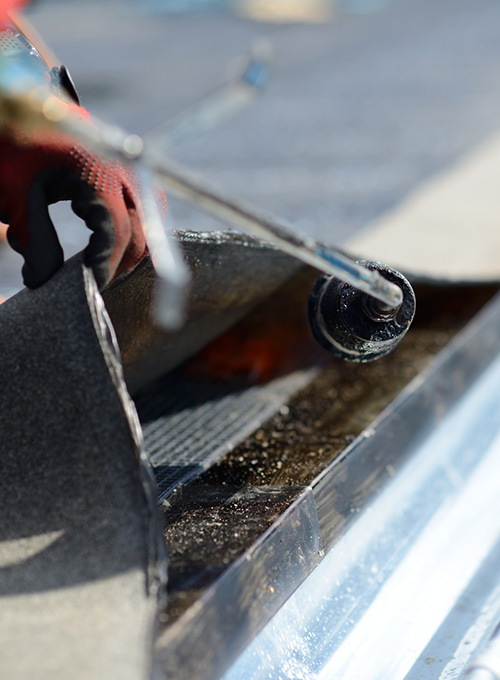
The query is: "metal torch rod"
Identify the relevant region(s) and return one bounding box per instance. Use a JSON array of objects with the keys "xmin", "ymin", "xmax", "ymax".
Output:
[
  {"xmin": 0, "ymin": 84, "xmax": 403, "ymax": 311},
  {"xmin": 149, "ymin": 156, "xmax": 404, "ymax": 309},
  {"xmin": 144, "ymin": 39, "xmax": 271, "ymax": 154}
]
